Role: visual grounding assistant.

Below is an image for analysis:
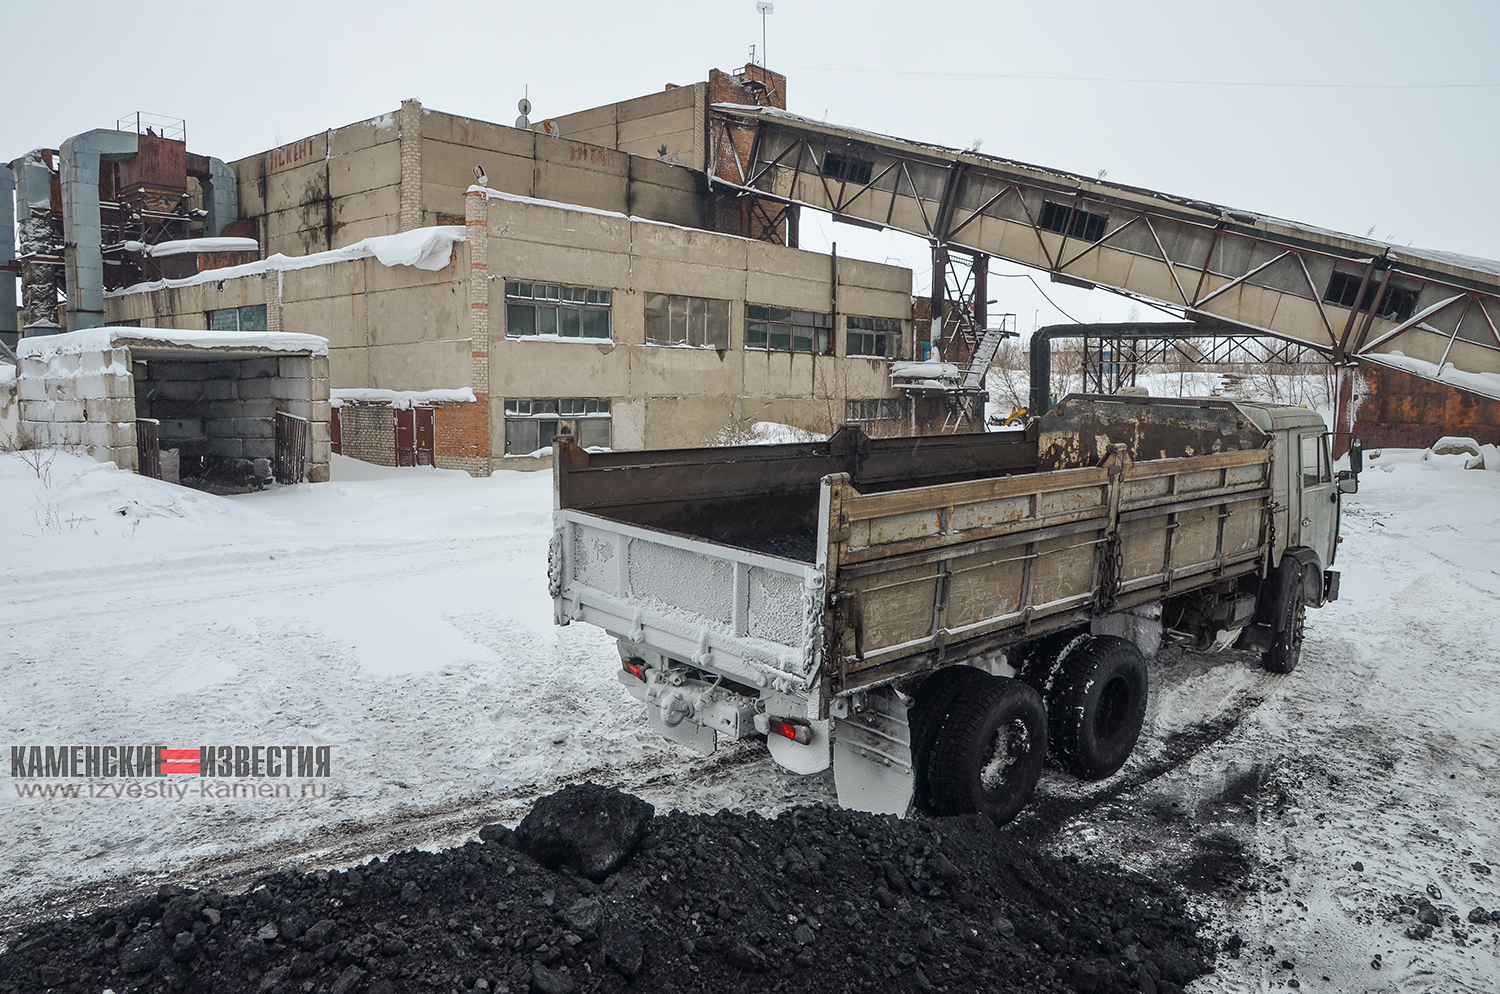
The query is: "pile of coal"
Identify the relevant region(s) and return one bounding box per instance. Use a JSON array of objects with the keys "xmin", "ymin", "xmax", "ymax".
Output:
[{"xmin": 0, "ymin": 783, "xmax": 1214, "ymax": 993}]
